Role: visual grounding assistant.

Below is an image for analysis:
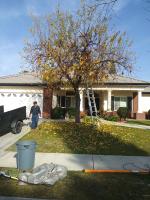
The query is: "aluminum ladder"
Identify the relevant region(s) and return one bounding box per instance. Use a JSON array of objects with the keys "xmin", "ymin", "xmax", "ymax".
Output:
[{"xmin": 86, "ymin": 88, "xmax": 98, "ymax": 117}]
